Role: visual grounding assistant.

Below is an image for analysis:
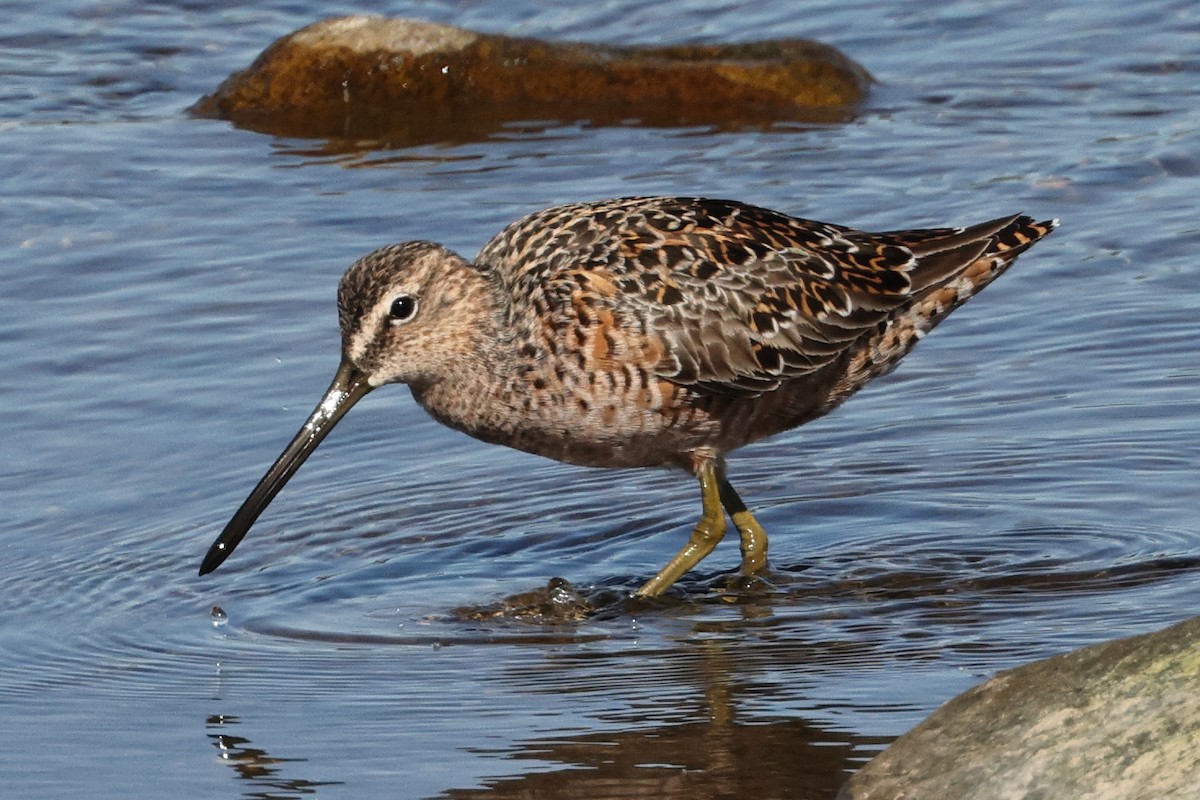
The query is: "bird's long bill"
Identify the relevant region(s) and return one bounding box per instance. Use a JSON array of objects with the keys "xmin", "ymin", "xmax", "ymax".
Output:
[{"xmin": 198, "ymin": 359, "xmax": 373, "ymax": 576}]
